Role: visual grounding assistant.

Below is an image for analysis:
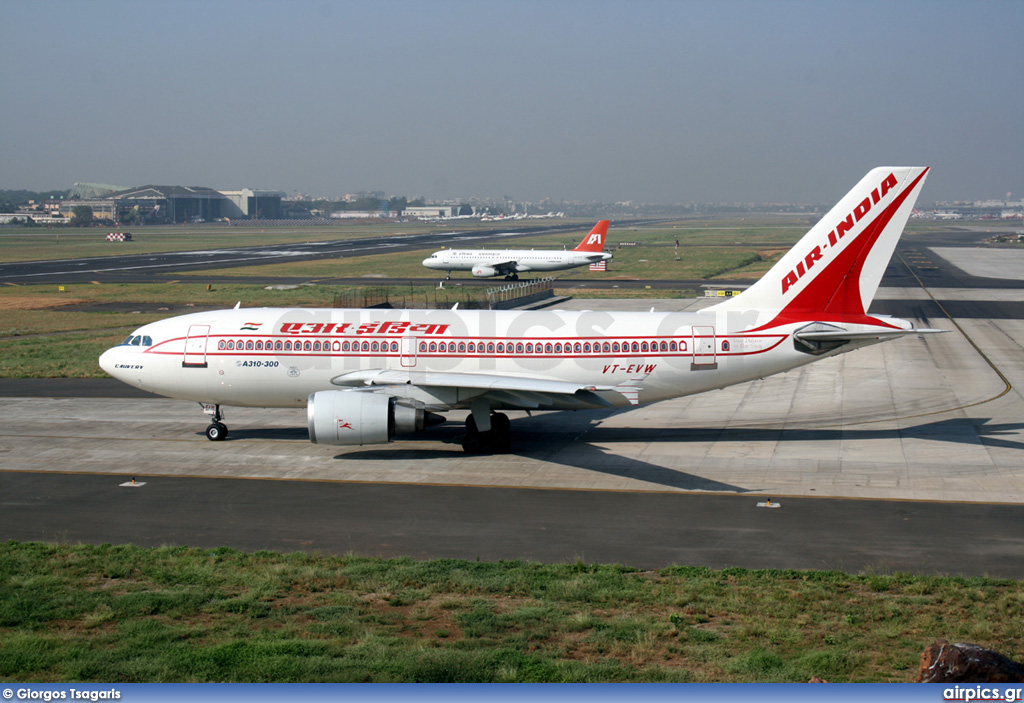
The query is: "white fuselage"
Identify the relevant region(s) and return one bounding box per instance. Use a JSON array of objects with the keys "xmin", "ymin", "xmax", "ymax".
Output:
[{"xmin": 98, "ymin": 306, "xmax": 892, "ymax": 412}]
